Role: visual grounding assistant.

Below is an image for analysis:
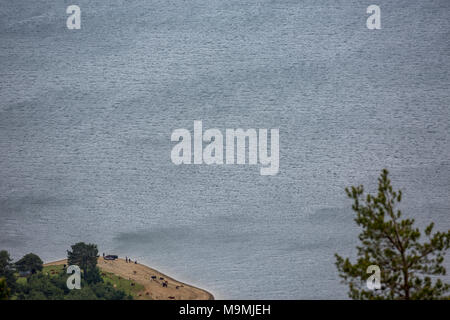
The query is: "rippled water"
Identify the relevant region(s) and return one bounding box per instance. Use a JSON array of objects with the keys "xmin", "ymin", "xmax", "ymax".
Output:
[{"xmin": 1, "ymin": 0, "xmax": 449, "ymax": 299}]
